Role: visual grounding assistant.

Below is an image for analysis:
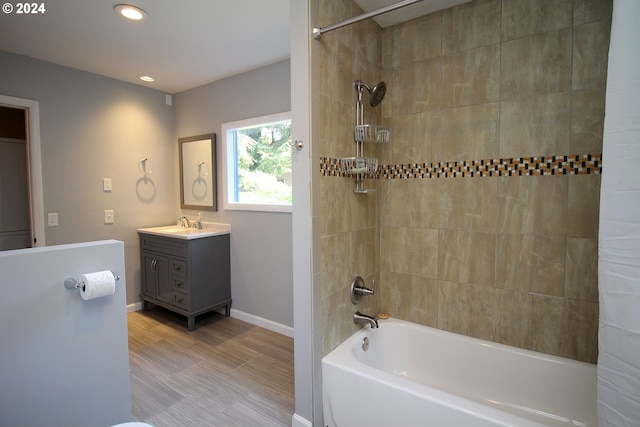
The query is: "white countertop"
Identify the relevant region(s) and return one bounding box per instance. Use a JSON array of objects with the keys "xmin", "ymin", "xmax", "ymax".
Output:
[{"xmin": 137, "ymin": 222, "xmax": 230, "ymax": 240}]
